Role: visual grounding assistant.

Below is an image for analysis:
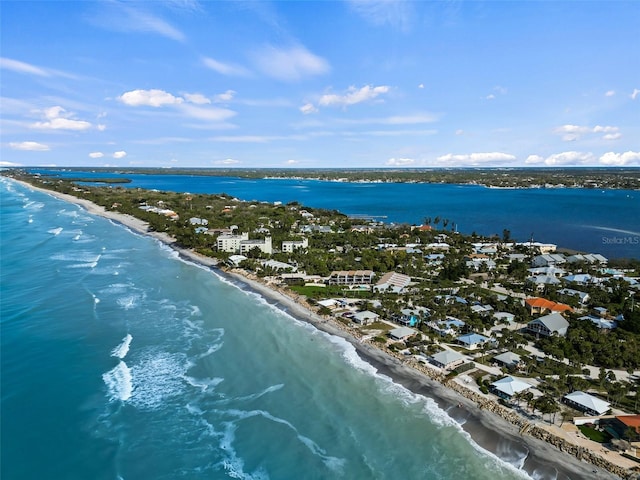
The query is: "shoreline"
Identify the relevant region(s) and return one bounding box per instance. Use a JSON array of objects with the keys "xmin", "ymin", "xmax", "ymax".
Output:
[{"xmin": 13, "ymin": 179, "xmax": 634, "ymax": 480}]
